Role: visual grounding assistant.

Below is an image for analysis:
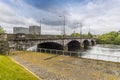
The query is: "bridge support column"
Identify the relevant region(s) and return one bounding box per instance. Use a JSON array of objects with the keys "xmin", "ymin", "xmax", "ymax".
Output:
[
  {"xmin": 94, "ymin": 41, "xmax": 96, "ymax": 45},
  {"xmin": 80, "ymin": 43, "xmax": 84, "ymax": 49},
  {"xmin": 89, "ymin": 42, "xmax": 92, "ymax": 46},
  {"xmin": 63, "ymin": 45, "xmax": 68, "ymax": 51}
]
